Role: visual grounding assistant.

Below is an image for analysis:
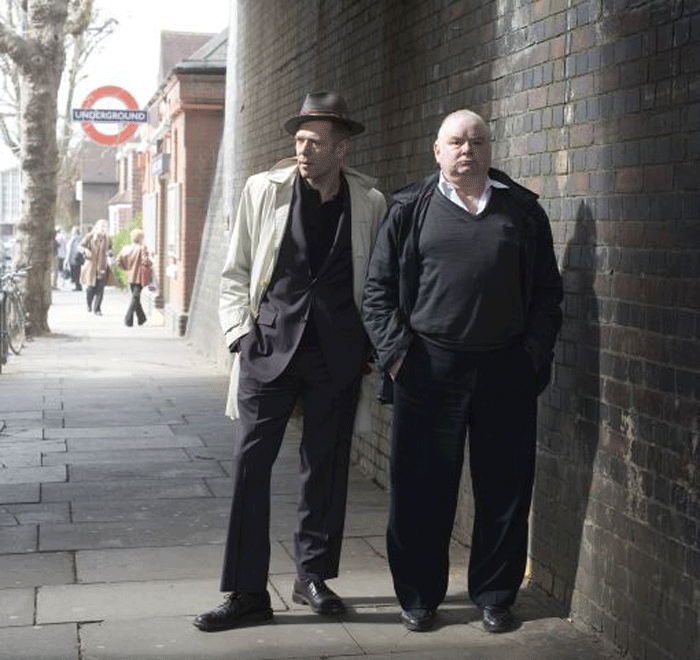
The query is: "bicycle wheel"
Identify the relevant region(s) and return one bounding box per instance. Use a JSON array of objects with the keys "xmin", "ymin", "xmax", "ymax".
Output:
[
  {"xmin": 6, "ymin": 292, "xmax": 25, "ymax": 355},
  {"xmin": 0, "ymin": 293, "xmax": 5, "ymax": 371}
]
